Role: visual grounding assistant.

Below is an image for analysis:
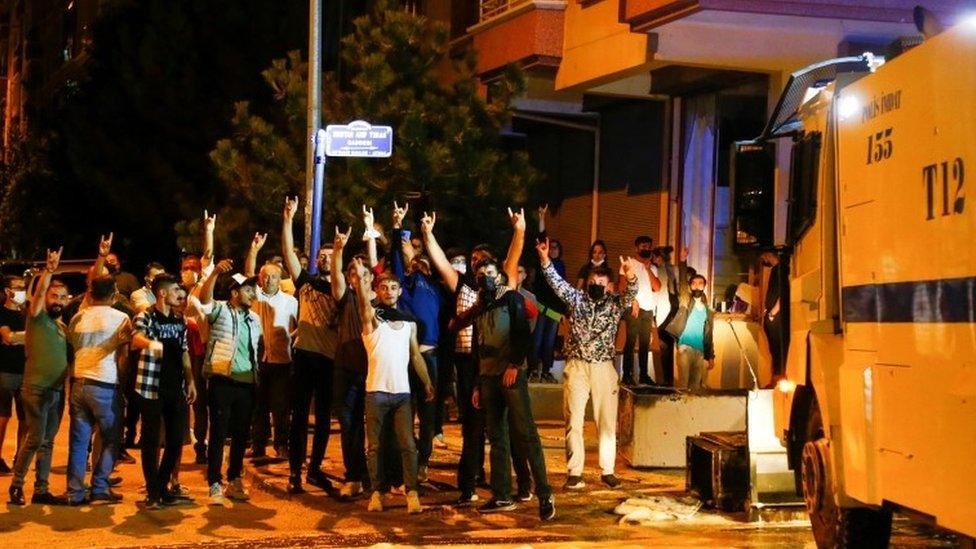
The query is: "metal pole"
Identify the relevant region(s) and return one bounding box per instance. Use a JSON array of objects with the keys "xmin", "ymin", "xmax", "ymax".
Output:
[
  {"xmin": 309, "ymin": 130, "xmax": 327, "ymax": 275},
  {"xmin": 304, "ymin": 0, "xmax": 323, "ymax": 264}
]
